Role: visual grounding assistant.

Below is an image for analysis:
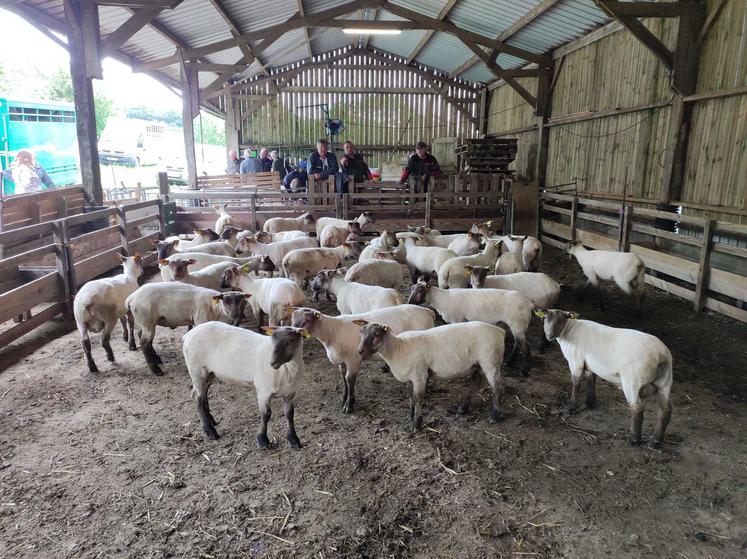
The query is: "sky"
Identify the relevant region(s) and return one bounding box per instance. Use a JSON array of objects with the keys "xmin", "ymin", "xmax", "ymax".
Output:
[{"xmin": 0, "ymin": 9, "xmax": 181, "ymax": 111}]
